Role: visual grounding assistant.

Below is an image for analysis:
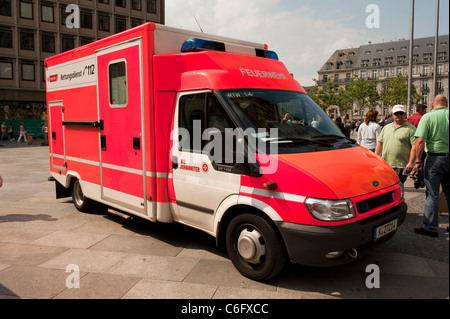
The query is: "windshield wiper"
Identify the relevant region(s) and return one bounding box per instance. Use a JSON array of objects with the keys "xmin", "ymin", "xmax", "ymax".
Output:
[
  {"xmin": 311, "ymin": 134, "xmax": 356, "ymax": 144},
  {"xmin": 273, "ymin": 137, "xmax": 333, "ymax": 146}
]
